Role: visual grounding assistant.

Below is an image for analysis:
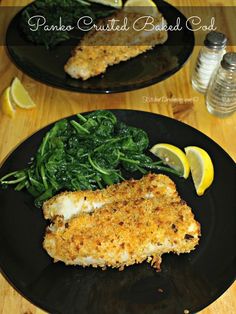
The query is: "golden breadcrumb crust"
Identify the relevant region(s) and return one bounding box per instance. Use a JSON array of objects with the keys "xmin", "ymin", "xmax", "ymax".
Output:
[{"xmin": 43, "ymin": 174, "xmax": 200, "ymax": 270}]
